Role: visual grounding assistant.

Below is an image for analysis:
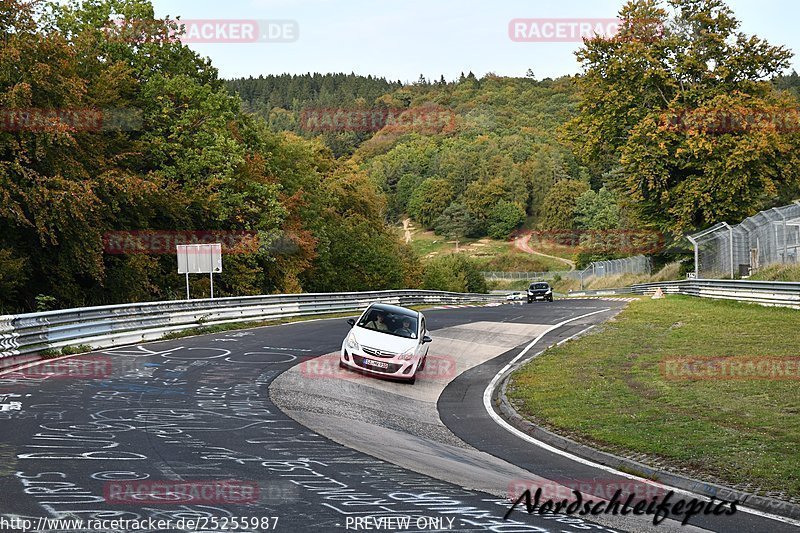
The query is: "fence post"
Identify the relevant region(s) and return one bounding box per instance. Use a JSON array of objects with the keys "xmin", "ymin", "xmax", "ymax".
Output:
[
  {"xmin": 721, "ymin": 222, "xmax": 734, "ymax": 279},
  {"xmin": 782, "ymin": 211, "xmax": 788, "ymax": 263},
  {"xmin": 686, "ymin": 233, "xmax": 699, "ymax": 278}
]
